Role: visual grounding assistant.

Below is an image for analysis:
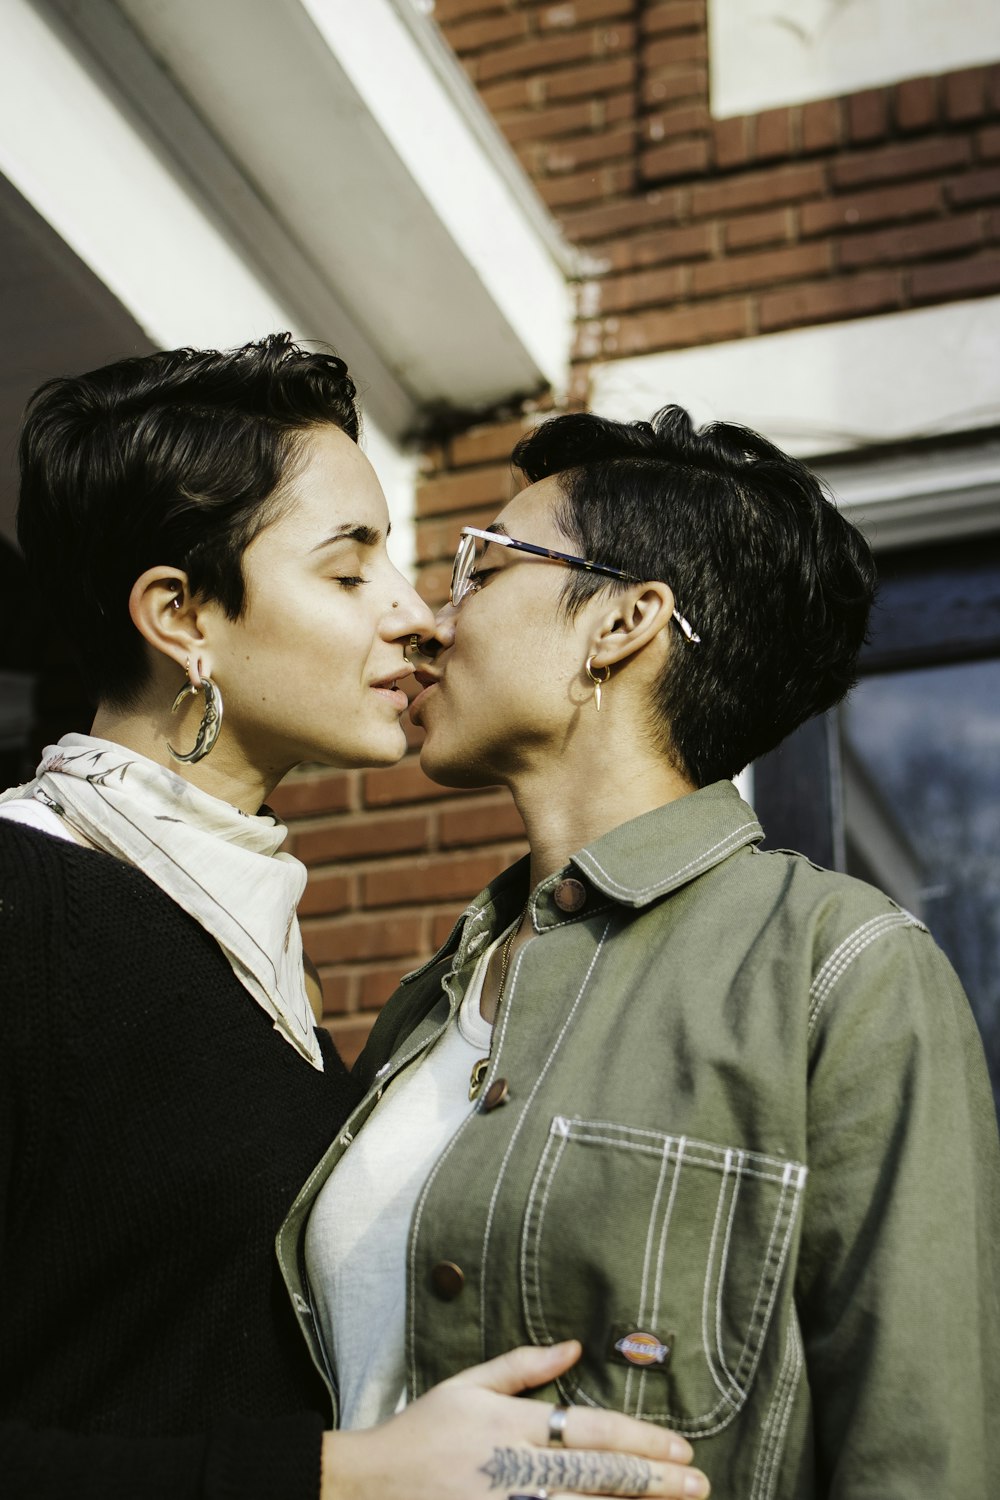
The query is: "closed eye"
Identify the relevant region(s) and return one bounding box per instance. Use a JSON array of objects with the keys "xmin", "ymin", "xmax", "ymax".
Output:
[{"xmin": 334, "ymin": 575, "xmax": 367, "ymax": 589}]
